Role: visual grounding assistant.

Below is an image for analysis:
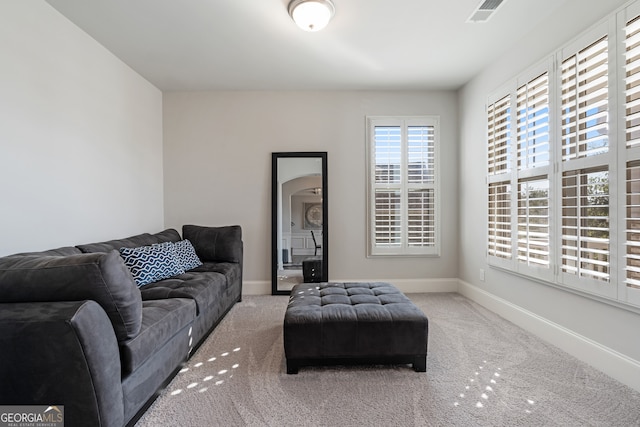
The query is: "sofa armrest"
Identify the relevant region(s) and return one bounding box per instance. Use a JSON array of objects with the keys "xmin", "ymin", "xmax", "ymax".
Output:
[
  {"xmin": 0, "ymin": 250, "xmax": 142, "ymax": 342},
  {"xmin": 0, "ymin": 300, "xmax": 124, "ymax": 427},
  {"xmin": 183, "ymin": 225, "xmax": 243, "ymax": 264}
]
